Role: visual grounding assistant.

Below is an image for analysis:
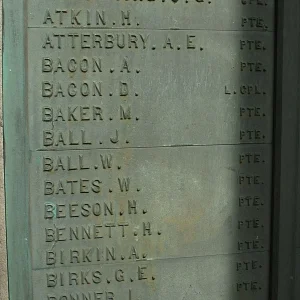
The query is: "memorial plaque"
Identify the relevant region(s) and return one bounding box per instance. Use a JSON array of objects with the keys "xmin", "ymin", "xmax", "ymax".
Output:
[{"xmin": 4, "ymin": 0, "xmax": 275, "ymax": 299}]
